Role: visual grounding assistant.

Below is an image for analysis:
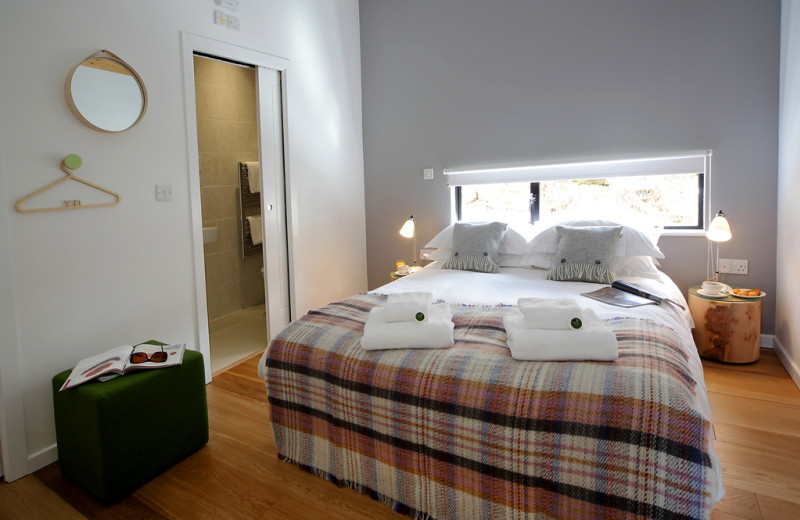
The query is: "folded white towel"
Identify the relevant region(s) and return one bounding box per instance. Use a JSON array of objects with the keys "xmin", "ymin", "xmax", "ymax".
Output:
[
  {"xmin": 384, "ymin": 292, "xmax": 433, "ymax": 323},
  {"xmin": 246, "ymin": 215, "xmax": 263, "ymax": 245},
  {"xmin": 503, "ymin": 309, "xmax": 618, "ymax": 361},
  {"xmin": 518, "ymin": 297, "xmax": 584, "ymax": 330},
  {"xmin": 361, "ymin": 303, "xmax": 454, "ymax": 350},
  {"xmin": 245, "ymin": 161, "xmax": 261, "ymax": 193}
]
